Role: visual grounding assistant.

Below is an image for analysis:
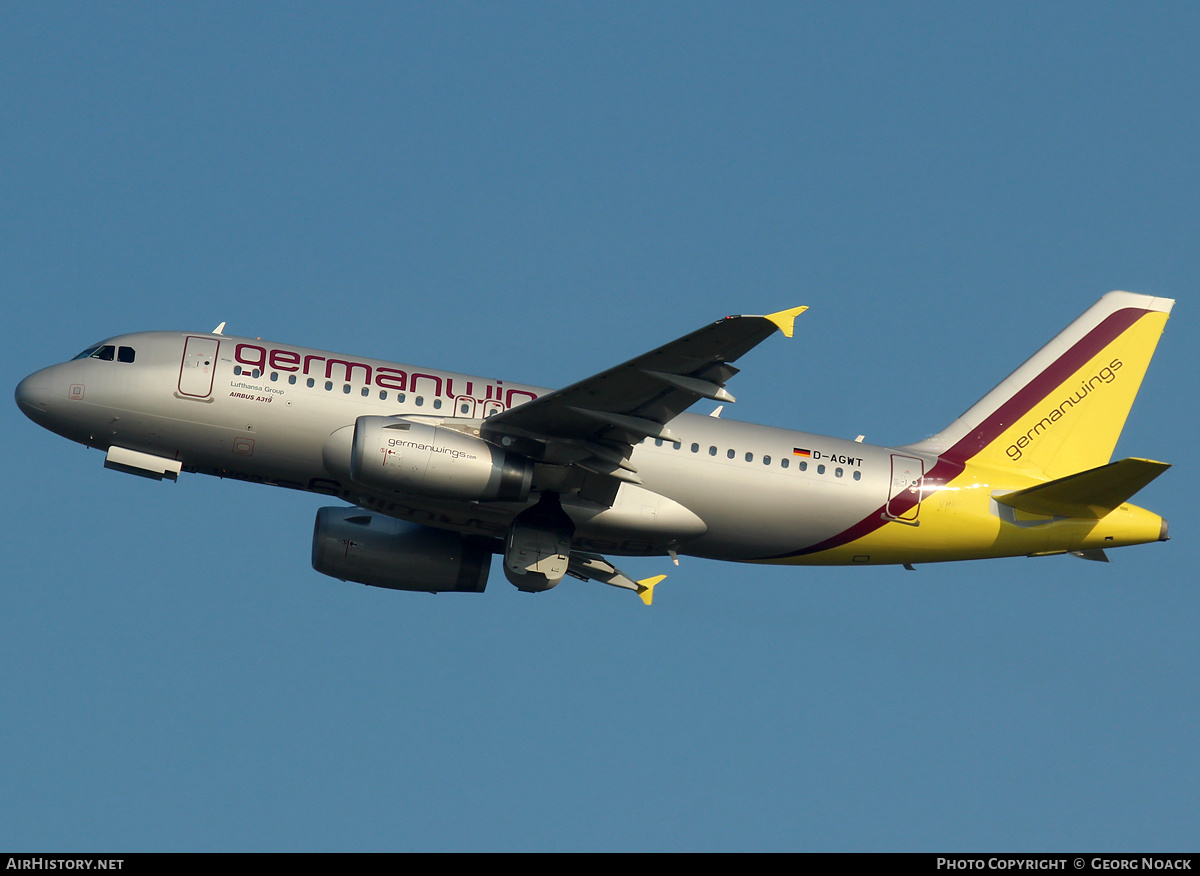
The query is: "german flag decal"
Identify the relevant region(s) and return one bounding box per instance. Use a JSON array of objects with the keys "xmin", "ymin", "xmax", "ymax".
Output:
[{"xmin": 793, "ymin": 448, "xmax": 812, "ymax": 457}]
